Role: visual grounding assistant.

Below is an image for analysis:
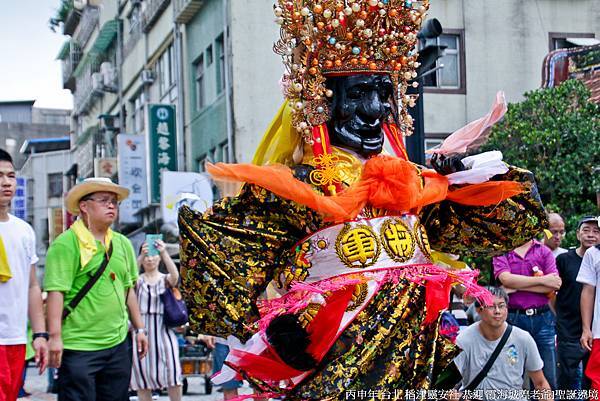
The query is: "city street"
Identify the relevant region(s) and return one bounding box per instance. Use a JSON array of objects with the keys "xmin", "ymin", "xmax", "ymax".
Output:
[
  {"xmin": 21, "ymin": 366, "xmax": 254, "ymax": 401},
  {"xmin": 1, "ymin": 1, "xmax": 599, "ymax": 400}
]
